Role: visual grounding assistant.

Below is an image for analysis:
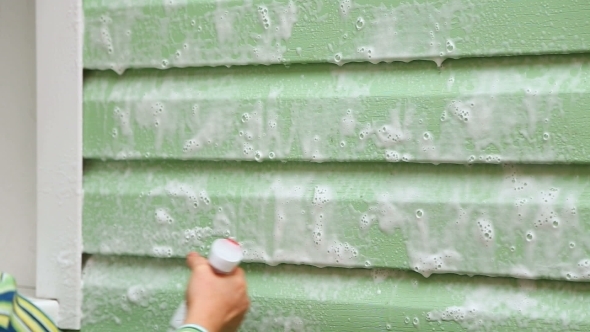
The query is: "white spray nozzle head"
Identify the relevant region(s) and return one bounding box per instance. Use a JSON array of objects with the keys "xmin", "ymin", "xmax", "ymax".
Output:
[{"xmin": 208, "ymin": 238, "xmax": 243, "ymax": 274}]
